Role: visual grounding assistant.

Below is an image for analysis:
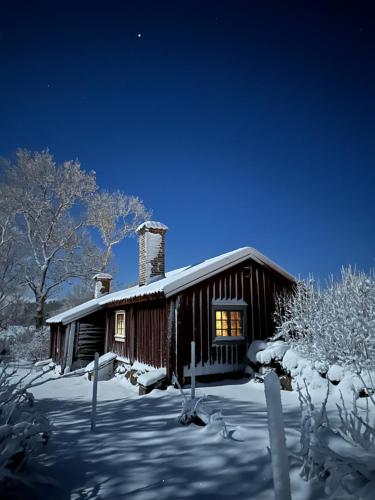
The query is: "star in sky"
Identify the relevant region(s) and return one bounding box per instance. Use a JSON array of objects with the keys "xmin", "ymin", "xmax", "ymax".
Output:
[{"xmin": 137, "ymin": 33, "xmax": 142, "ymax": 38}]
